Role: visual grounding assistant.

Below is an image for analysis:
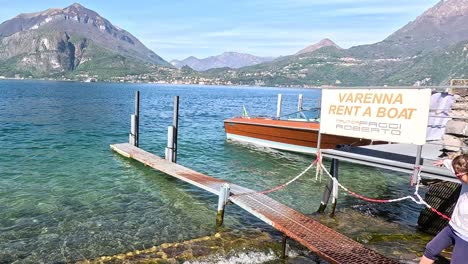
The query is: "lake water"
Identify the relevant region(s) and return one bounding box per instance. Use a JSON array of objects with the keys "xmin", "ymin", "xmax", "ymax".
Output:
[{"xmin": 0, "ymin": 80, "xmax": 430, "ymax": 263}]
